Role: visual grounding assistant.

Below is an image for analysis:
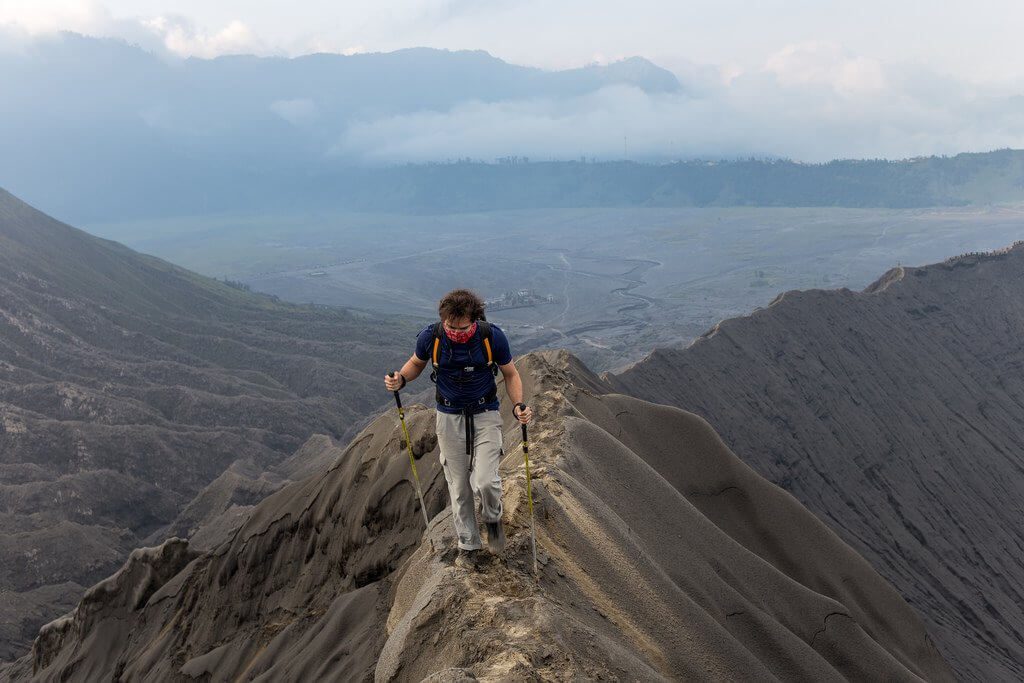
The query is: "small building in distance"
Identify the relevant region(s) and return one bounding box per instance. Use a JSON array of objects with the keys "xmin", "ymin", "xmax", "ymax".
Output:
[{"xmin": 485, "ymin": 288, "xmax": 556, "ymax": 311}]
